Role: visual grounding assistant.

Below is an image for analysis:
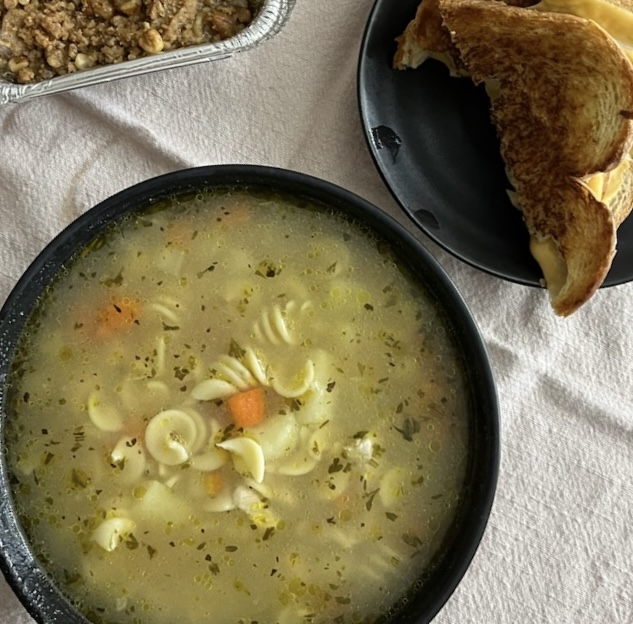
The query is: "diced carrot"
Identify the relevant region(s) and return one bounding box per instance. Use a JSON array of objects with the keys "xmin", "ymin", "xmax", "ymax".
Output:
[
  {"xmin": 218, "ymin": 198, "xmax": 251, "ymax": 226},
  {"xmin": 204, "ymin": 471, "xmax": 225, "ymax": 496},
  {"xmin": 165, "ymin": 220, "xmax": 194, "ymax": 249},
  {"xmin": 227, "ymin": 387, "xmax": 266, "ymax": 428},
  {"xmin": 95, "ymin": 296, "xmax": 140, "ymax": 338}
]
